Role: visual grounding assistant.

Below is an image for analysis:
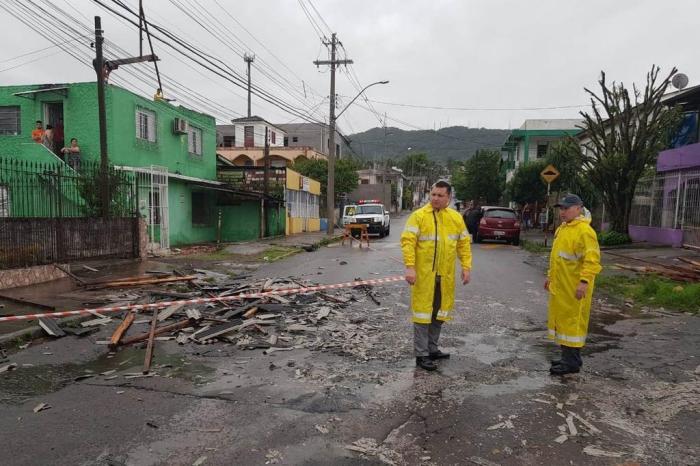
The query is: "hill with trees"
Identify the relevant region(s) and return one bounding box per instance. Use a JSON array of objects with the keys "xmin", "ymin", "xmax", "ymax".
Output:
[{"xmin": 346, "ymin": 126, "xmax": 511, "ymax": 163}]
